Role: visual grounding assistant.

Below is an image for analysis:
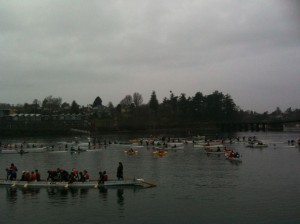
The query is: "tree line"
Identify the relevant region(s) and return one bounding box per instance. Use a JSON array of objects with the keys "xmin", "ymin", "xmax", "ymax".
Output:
[{"xmin": 8, "ymin": 90, "xmax": 300, "ymax": 131}]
